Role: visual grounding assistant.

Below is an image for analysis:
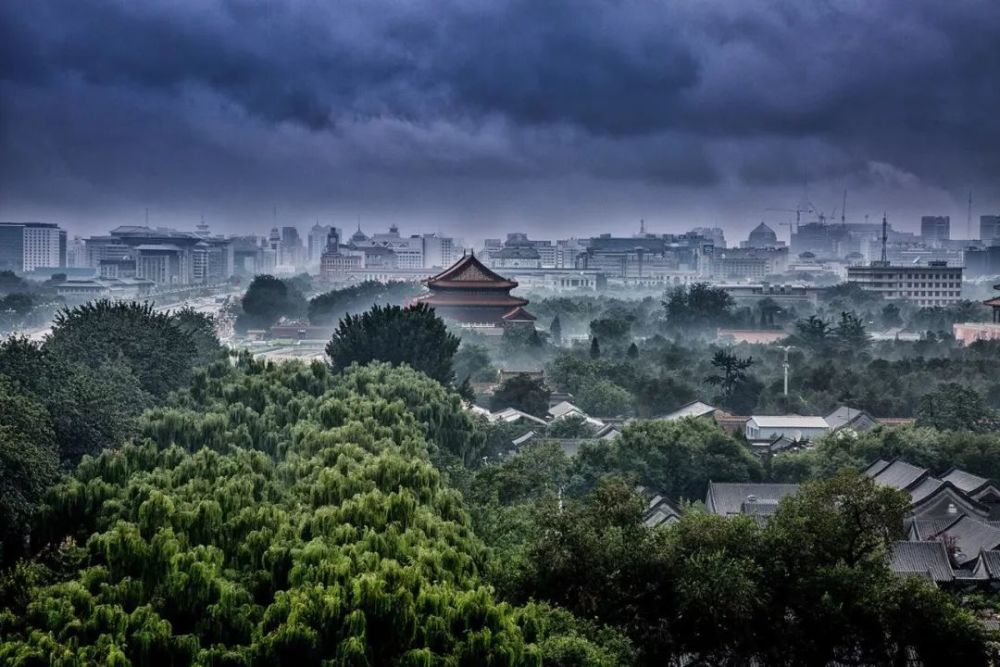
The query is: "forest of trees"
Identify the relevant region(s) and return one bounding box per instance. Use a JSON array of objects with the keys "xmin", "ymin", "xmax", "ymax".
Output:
[
  {"xmin": 455, "ymin": 284, "xmax": 1000, "ymax": 421},
  {"xmin": 1, "ymin": 289, "xmax": 999, "ymax": 664}
]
